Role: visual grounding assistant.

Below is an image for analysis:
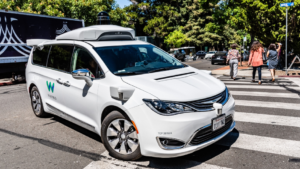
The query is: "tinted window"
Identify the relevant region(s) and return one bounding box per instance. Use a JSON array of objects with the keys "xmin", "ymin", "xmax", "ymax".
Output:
[
  {"xmin": 47, "ymin": 45, "xmax": 74, "ymax": 72},
  {"xmin": 71, "ymin": 47, "xmax": 101, "ymax": 78},
  {"xmin": 32, "ymin": 46, "xmax": 51, "ymax": 66}
]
